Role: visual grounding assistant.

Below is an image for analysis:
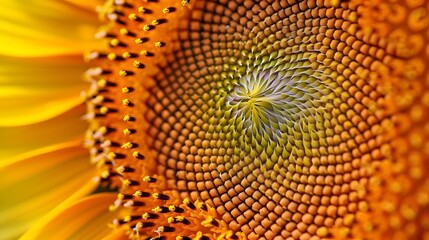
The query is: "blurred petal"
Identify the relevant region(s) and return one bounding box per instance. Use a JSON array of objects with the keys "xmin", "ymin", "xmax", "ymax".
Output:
[
  {"xmin": 0, "ymin": 0, "xmax": 100, "ymax": 57},
  {"xmin": 22, "ymin": 194, "xmax": 117, "ymax": 240},
  {"xmin": 102, "ymin": 227, "xmax": 129, "ymax": 240},
  {"xmin": 0, "ymin": 104, "xmax": 87, "ymax": 162},
  {"xmin": 0, "ymin": 55, "xmax": 88, "ymax": 127},
  {"xmin": 0, "ymin": 142, "xmax": 97, "ymax": 239},
  {"xmin": 65, "ymin": 0, "xmax": 104, "ymax": 12}
]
